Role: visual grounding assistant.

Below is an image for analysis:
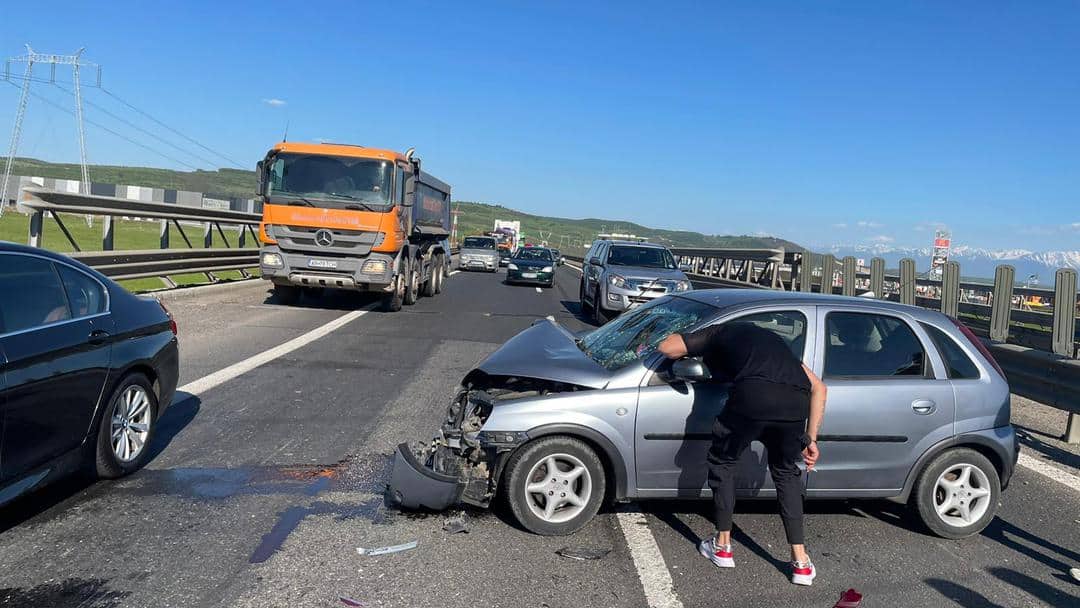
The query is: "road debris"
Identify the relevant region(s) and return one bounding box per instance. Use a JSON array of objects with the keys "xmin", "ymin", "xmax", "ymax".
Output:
[
  {"xmin": 443, "ymin": 513, "xmax": 469, "ymax": 534},
  {"xmin": 1070, "ymin": 567, "xmax": 1080, "ymax": 583},
  {"xmin": 339, "ymin": 597, "xmax": 365, "ymax": 607},
  {"xmin": 357, "ymin": 541, "xmax": 418, "ymax": 556},
  {"xmin": 833, "ymin": 588, "xmax": 863, "ymax": 607},
  {"xmin": 556, "ymin": 547, "xmax": 611, "ymax": 561}
]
